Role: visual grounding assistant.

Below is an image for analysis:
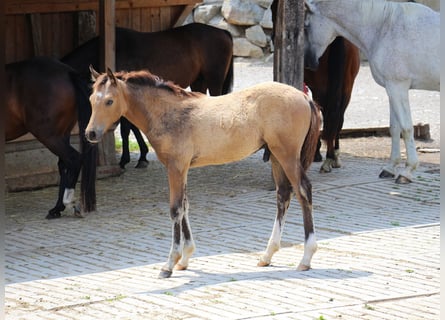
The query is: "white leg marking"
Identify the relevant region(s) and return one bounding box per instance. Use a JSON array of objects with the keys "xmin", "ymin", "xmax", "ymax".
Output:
[
  {"xmin": 63, "ymin": 188, "xmax": 75, "ymax": 206},
  {"xmin": 297, "ymin": 233, "xmax": 317, "ymax": 271},
  {"xmin": 259, "ymin": 219, "xmax": 282, "ymax": 266}
]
